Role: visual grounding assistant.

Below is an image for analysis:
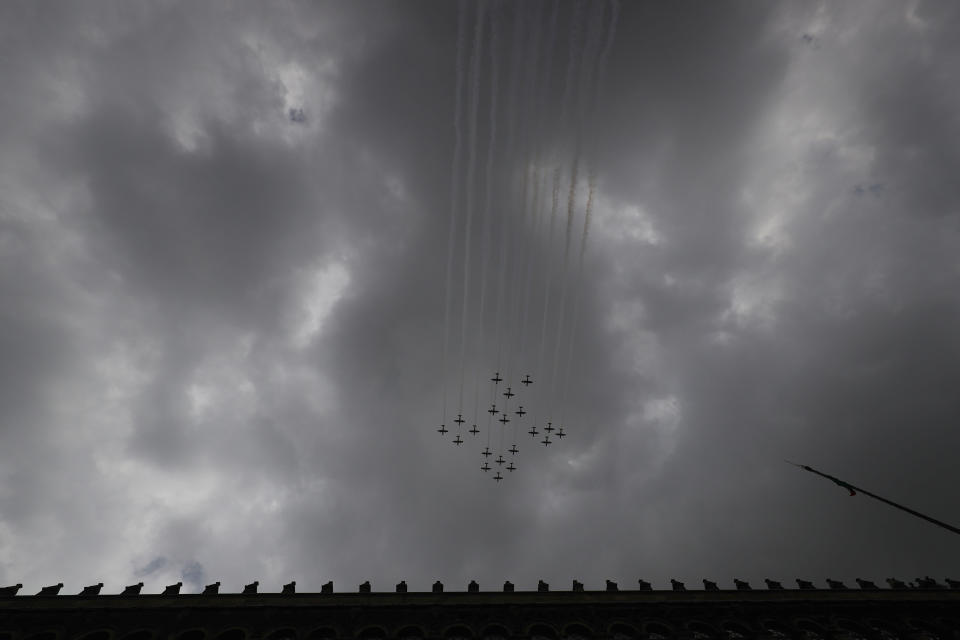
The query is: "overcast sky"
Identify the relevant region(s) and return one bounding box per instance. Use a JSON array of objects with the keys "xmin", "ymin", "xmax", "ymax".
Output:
[{"xmin": 1, "ymin": 0, "xmax": 959, "ymax": 596}]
